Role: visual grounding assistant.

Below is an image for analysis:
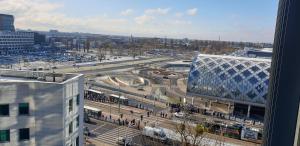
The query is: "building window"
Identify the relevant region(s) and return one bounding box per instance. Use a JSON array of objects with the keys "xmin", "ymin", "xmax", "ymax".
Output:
[
  {"xmin": 76, "ymin": 136, "xmax": 79, "ymax": 146},
  {"xmin": 0, "ymin": 130, "xmax": 10, "ymax": 142},
  {"xmin": 76, "ymin": 94, "xmax": 80, "ymax": 105},
  {"xmin": 69, "ymin": 122, "xmax": 73, "ymax": 135},
  {"xmin": 69, "ymin": 99, "xmax": 73, "ymax": 112},
  {"xmin": 19, "ymin": 128, "xmax": 30, "ymax": 141},
  {"xmin": 19, "ymin": 103, "xmax": 29, "ymax": 115},
  {"xmin": 0, "ymin": 104, "xmax": 9, "ymax": 116},
  {"xmin": 76, "ymin": 116, "xmax": 79, "ymax": 128}
]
